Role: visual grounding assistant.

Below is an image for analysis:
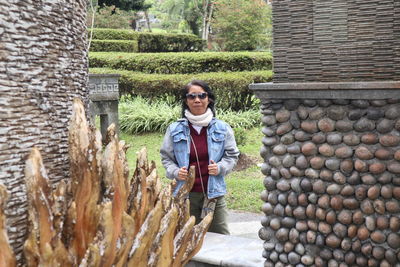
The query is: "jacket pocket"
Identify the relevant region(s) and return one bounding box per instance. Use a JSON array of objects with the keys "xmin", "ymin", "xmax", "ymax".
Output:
[
  {"xmin": 172, "ymin": 131, "xmax": 187, "ymax": 154},
  {"xmin": 210, "ymin": 130, "xmax": 225, "ymax": 159}
]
